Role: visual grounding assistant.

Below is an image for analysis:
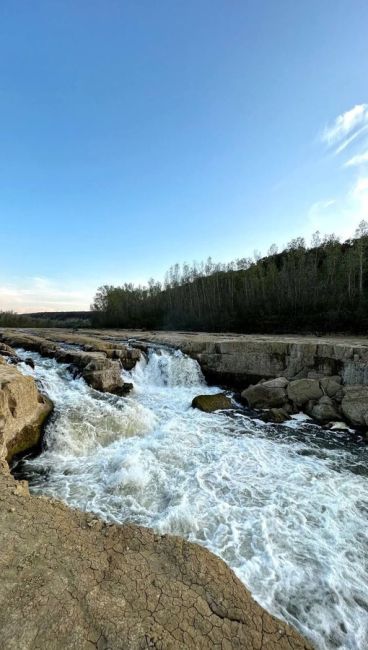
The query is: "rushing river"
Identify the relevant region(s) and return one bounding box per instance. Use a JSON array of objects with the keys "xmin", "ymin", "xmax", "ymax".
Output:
[{"xmin": 13, "ymin": 347, "xmax": 368, "ymax": 650}]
